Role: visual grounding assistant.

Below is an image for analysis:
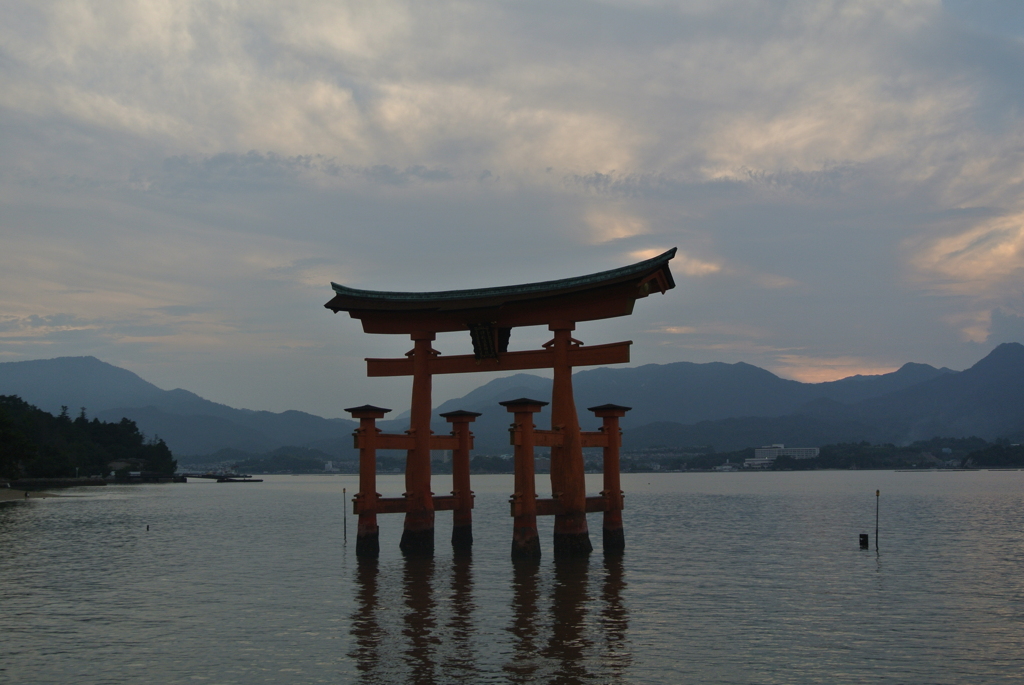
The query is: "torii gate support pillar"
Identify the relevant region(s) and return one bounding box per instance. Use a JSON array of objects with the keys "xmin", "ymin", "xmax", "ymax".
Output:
[
  {"xmin": 502, "ymin": 398, "xmax": 544, "ymax": 559},
  {"xmin": 442, "ymin": 409, "xmax": 480, "ymax": 552},
  {"xmin": 590, "ymin": 404, "xmax": 630, "ymax": 553},
  {"xmin": 346, "ymin": 404, "xmax": 391, "ymax": 558}
]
